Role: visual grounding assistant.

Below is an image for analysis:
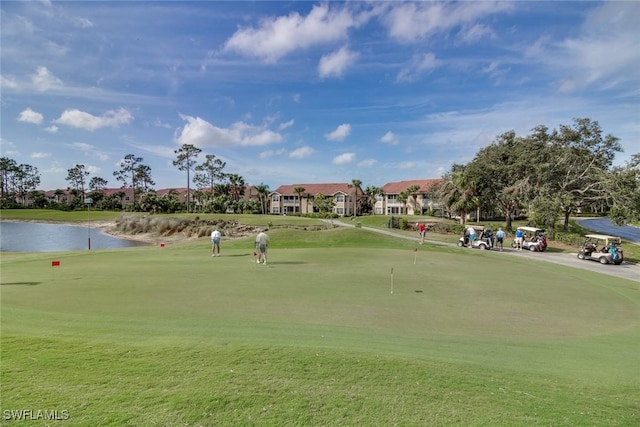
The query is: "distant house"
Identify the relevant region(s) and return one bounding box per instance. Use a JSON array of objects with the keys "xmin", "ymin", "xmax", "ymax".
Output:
[
  {"xmin": 269, "ymin": 183, "xmax": 363, "ymax": 216},
  {"xmin": 375, "ymin": 179, "xmax": 443, "ymax": 215}
]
